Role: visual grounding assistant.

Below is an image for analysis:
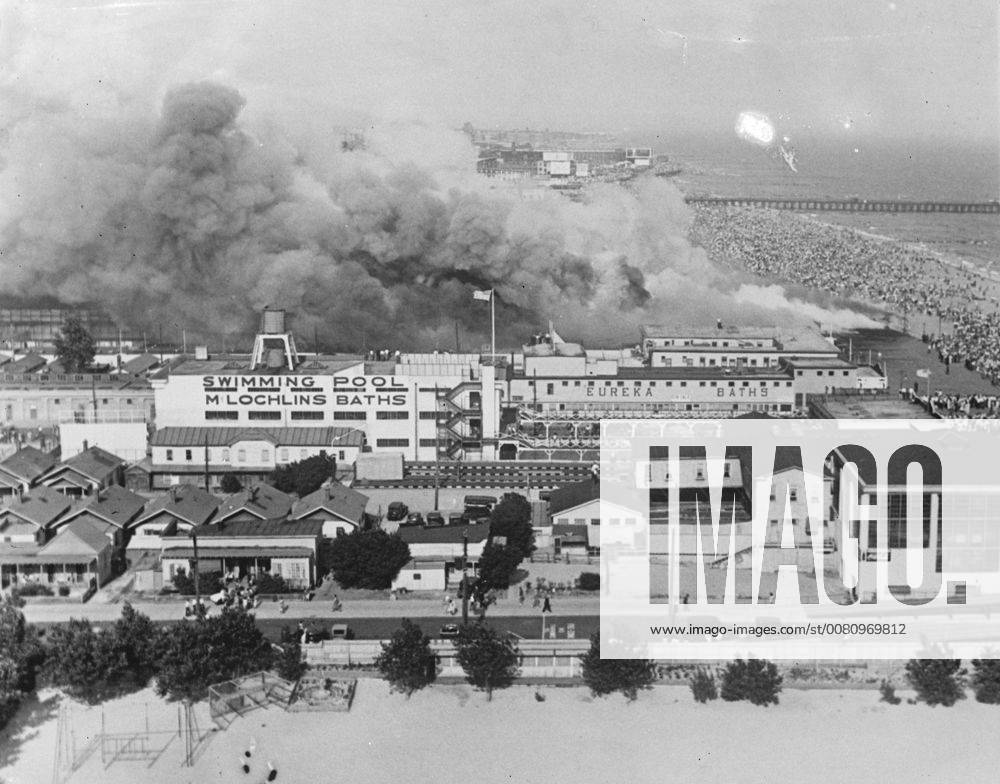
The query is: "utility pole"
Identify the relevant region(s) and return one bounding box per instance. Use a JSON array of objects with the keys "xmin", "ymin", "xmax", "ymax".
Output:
[
  {"xmin": 90, "ymin": 375, "xmax": 98, "ymax": 420},
  {"xmin": 203, "ymin": 434, "xmax": 210, "ymax": 492},
  {"xmin": 461, "ymin": 532, "xmax": 469, "ymax": 624},
  {"xmin": 433, "ymin": 386, "xmax": 441, "ymax": 510},
  {"xmin": 190, "ymin": 528, "xmax": 201, "ymax": 615}
]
